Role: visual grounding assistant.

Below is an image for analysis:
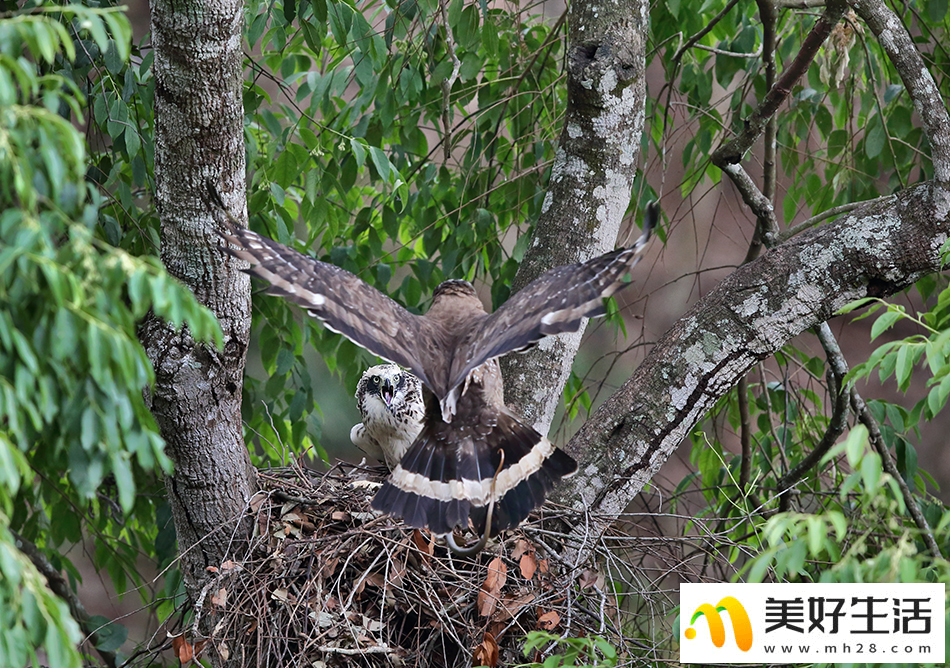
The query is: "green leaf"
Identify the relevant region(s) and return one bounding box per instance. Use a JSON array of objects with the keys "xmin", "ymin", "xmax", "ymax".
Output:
[
  {"xmin": 300, "ymin": 18, "xmax": 324, "ymax": 52},
  {"xmin": 369, "ymin": 146, "xmax": 391, "ymax": 181},
  {"xmin": 248, "ymin": 11, "xmax": 268, "ymax": 46},
  {"xmin": 870, "ymin": 308, "xmax": 903, "ymax": 340},
  {"xmin": 275, "ymin": 348, "xmax": 295, "ymax": 376},
  {"xmin": 894, "ymin": 344, "xmax": 915, "ymax": 390},
  {"xmin": 865, "ymin": 120, "xmax": 886, "ymax": 159},
  {"xmin": 928, "ymin": 0, "xmax": 948, "ymax": 23},
  {"xmin": 836, "ymin": 297, "xmax": 876, "ymax": 315},
  {"xmin": 844, "ymin": 424, "xmax": 868, "ymax": 467},
  {"xmin": 91, "ymin": 616, "xmax": 128, "ymax": 653},
  {"xmin": 349, "ymin": 138, "xmax": 366, "ymax": 167},
  {"xmin": 283, "ymin": 0, "xmax": 297, "ymax": 23},
  {"xmin": 111, "ymin": 452, "xmax": 136, "ymax": 513},
  {"xmin": 311, "ymin": 0, "xmax": 327, "ymax": 24},
  {"xmin": 860, "ymin": 452, "xmax": 882, "ymax": 491}
]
